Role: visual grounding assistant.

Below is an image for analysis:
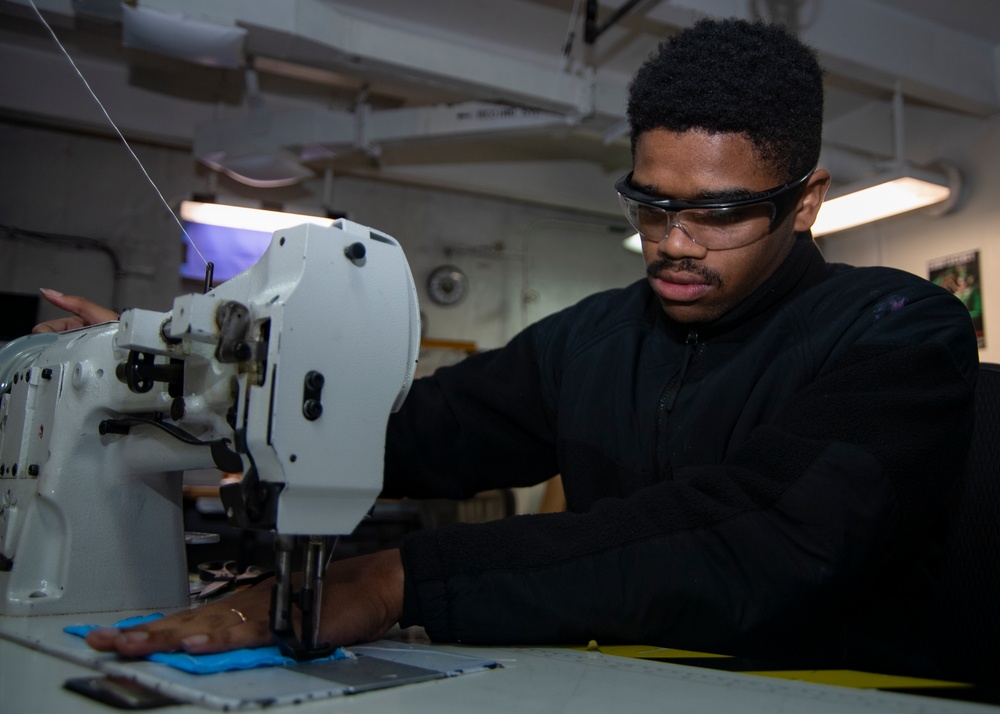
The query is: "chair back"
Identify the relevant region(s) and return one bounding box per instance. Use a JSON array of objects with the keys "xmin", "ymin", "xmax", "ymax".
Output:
[{"xmin": 933, "ymin": 362, "xmax": 1000, "ymax": 685}]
